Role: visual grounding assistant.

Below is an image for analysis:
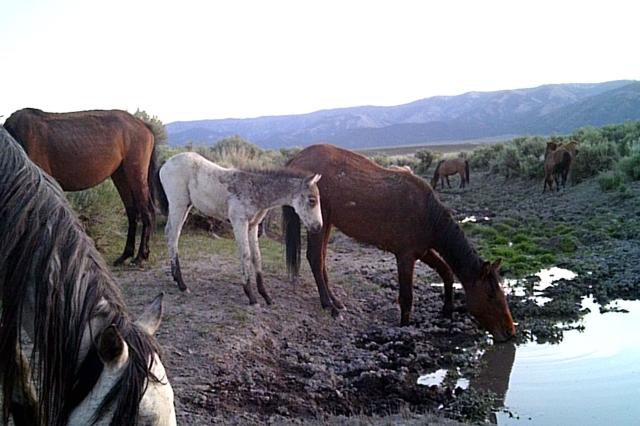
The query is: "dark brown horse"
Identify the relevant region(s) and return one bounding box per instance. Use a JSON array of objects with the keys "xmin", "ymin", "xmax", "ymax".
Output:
[
  {"xmin": 431, "ymin": 157, "xmax": 470, "ymax": 189},
  {"xmin": 4, "ymin": 108, "xmax": 159, "ymax": 265},
  {"xmin": 283, "ymin": 144, "xmax": 515, "ymax": 342},
  {"xmin": 543, "ymin": 141, "xmax": 577, "ymax": 192}
]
